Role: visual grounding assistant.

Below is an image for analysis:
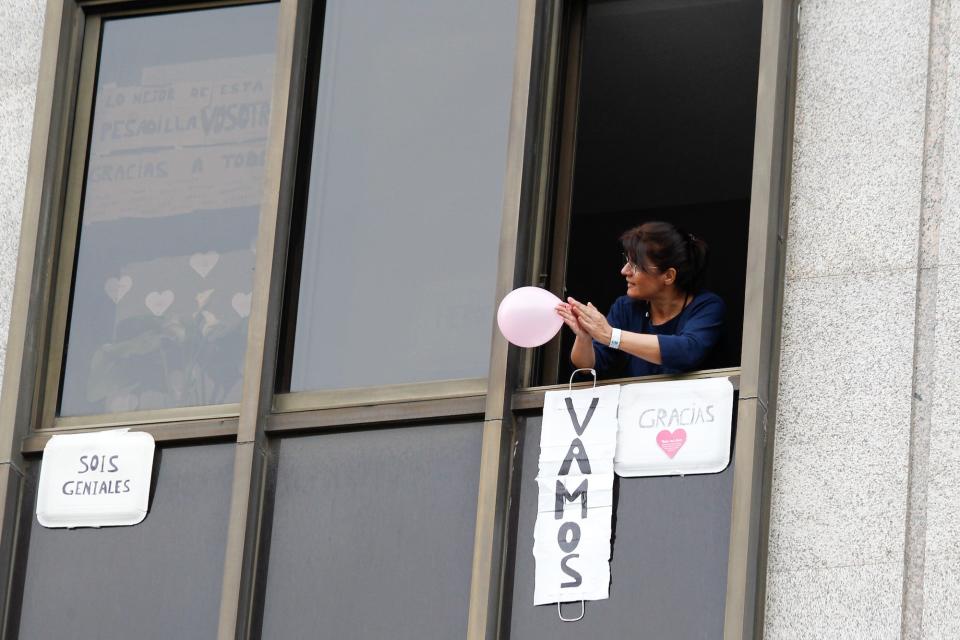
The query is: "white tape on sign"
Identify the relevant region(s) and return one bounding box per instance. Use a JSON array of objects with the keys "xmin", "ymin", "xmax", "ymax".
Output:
[{"xmin": 533, "ymin": 384, "xmax": 620, "ymax": 606}]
